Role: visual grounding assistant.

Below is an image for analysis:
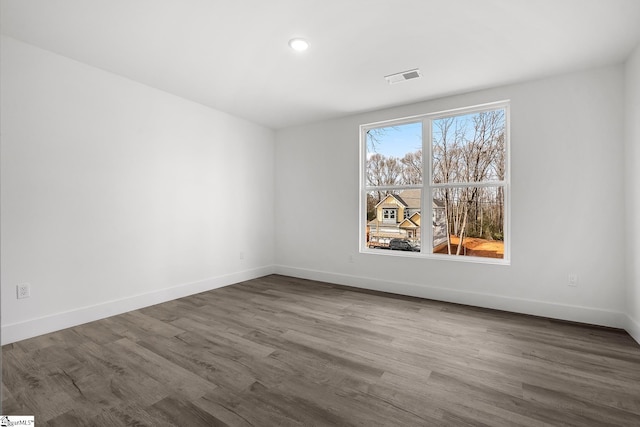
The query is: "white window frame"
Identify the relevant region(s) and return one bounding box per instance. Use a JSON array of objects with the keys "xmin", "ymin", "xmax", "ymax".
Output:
[{"xmin": 359, "ymin": 100, "xmax": 511, "ymax": 265}]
